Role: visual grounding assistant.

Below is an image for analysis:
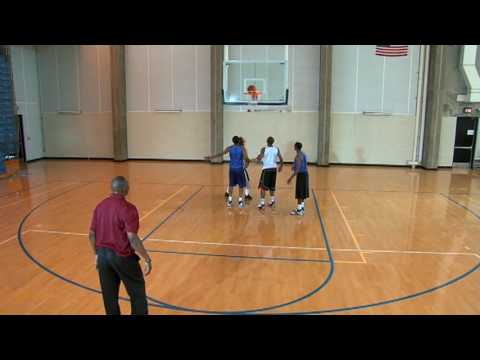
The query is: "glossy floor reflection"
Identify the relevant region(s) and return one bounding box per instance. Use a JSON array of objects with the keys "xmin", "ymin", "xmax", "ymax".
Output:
[{"xmin": 1, "ymin": 159, "xmax": 479, "ymax": 314}]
